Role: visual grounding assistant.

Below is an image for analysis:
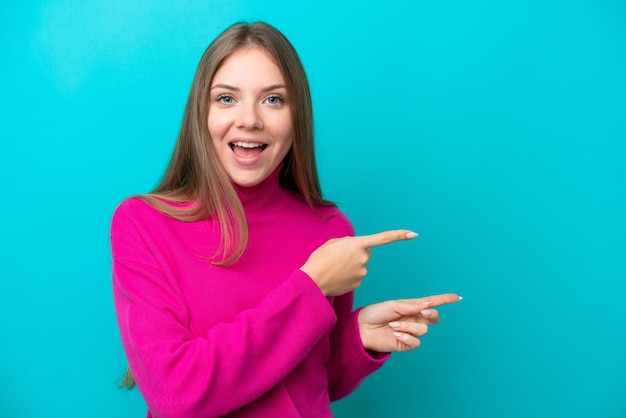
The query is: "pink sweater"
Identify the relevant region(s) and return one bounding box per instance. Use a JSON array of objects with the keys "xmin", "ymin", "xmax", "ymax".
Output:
[{"xmin": 111, "ymin": 169, "xmax": 388, "ymax": 418}]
